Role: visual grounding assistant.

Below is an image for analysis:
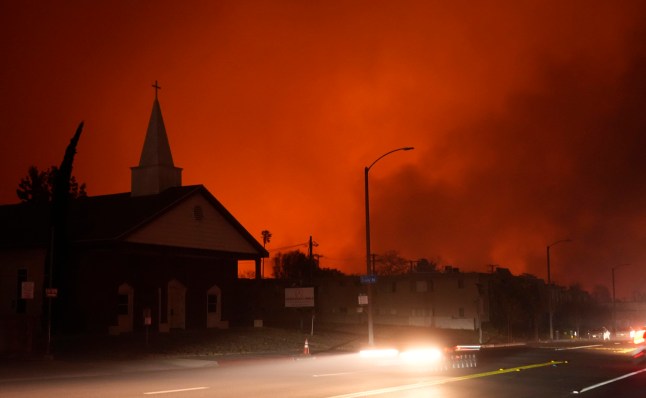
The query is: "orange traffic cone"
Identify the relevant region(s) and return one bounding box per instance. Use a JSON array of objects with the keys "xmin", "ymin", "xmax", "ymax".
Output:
[{"xmin": 304, "ymin": 338, "xmax": 310, "ymax": 355}]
